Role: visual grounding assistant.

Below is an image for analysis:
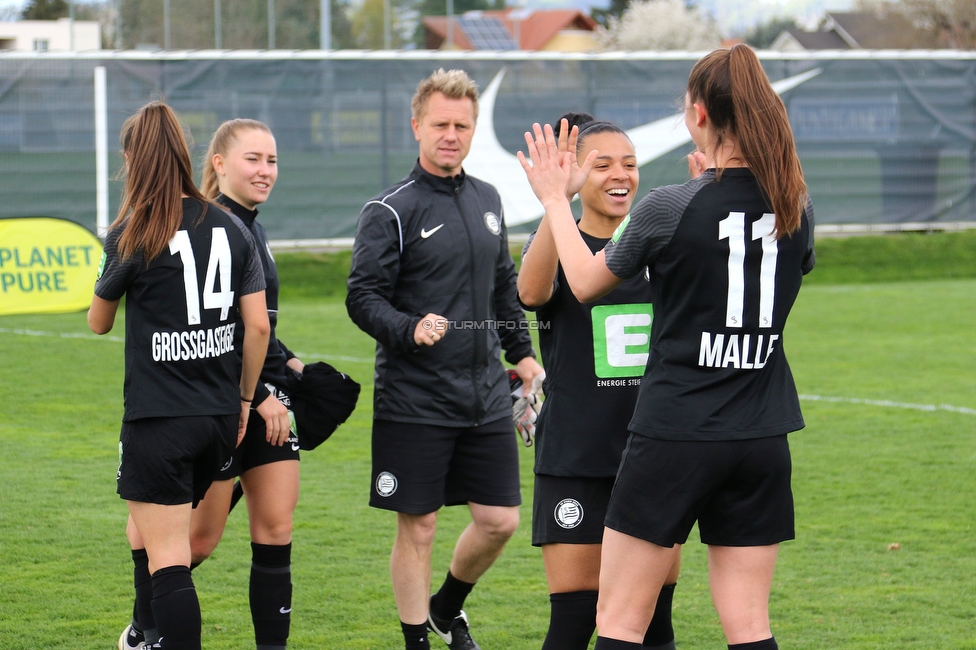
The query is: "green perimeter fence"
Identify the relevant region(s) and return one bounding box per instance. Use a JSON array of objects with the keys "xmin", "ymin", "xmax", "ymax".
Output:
[{"xmin": 1, "ymin": 50, "xmax": 975, "ymax": 238}]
